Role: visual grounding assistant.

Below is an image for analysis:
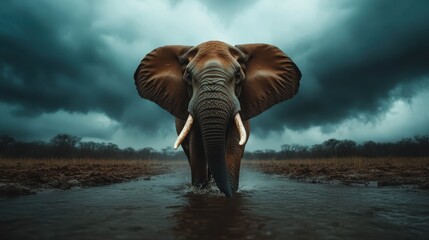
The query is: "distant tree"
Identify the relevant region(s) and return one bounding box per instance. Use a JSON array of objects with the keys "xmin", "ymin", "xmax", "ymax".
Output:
[
  {"xmin": 250, "ymin": 149, "xmax": 276, "ymax": 159},
  {"xmin": 78, "ymin": 141, "xmax": 100, "ymax": 151},
  {"xmin": 396, "ymin": 138, "xmax": 415, "ymax": 156},
  {"xmin": 138, "ymin": 147, "xmax": 156, "ymax": 159},
  {"xmin": 415, "ymin": 135, "xmax": 429, "ymax": 144},
  {"xmin": 310, "ymin": 144, "xmax": 324, "ymax": 158},
  {"xmin": 0, "ymin": 135, "xmax": 15, "ymax": 145},
  {"xmin": 322, "ymin": 139, "xmax": 340, "ymax": 157},
  {"xmin": 50, "ymin": 134, "xmax": 81, "ymax": 158},
  {"xmin": 0, "ymin": 135, "xmax": 15, "ymax": 154},
  {"xmin": 361, "ymin": 141, "xmax": 377, "ymax": 157},
  {"xmin": 336, "ymin": 140, "xmax": 357, "ymax": 157},
  {"xmin": 281, "ymin": 144, "xmax": 292, "ymax": 152},
  {"xmin": 78, "ymin": 141, "xmax": 103, "ymax": 158},
  {"xmin": 279, "ymin": 144, "xmax": 309, "ymax": 159},
  {"xmin": 162, "ymin": 147, "xmax": 175, "ymax": 156},
  {"xmin": 50, "ymin": 134, "xmax": 81, "ymax": 148},
  {"xmin": 122, "ymin": 147, "xmax": 136, "ymax": 160},
  {"xmin": 415, "ymin": 135, "xmax": 429, "ymax": 156},
  {"xmin": 264, "ymin": 149, "xmax": 277, "ymax": 159},
  {"xmin": 28, "ymin": 141, "xmax": 50, "ymax": 158}
]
